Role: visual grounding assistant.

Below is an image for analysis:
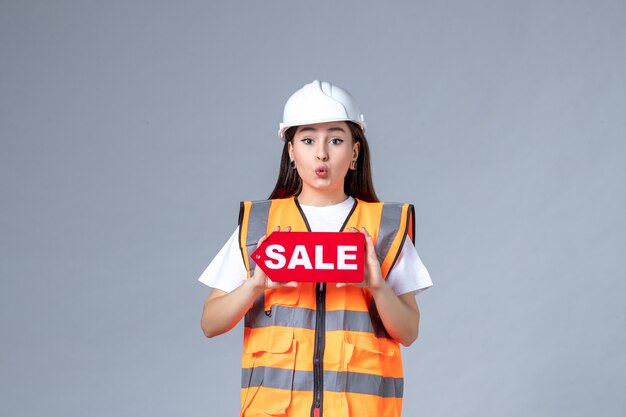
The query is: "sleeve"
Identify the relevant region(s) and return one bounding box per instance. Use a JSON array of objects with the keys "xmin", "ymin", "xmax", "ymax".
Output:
[
  {"xmin": 197, "ymin": 227, "xmax": 248, "ymax": 293},
  {"xmin": 386, "ymin": 235, "xmax": 433, "ymax": 296}
]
